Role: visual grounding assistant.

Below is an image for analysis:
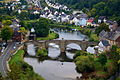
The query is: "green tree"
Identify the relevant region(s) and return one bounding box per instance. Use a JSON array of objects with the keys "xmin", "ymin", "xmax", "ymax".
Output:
[
  {"xmin": 35, "ymin": 18, "xmax": 49, "ymax": 37},
  {"xmin": 96, "ymin": 54, "xmax": 107, "ymax": 65},
  {"xmin": 1, "ymin": 26, "xmax": 13, "ymax": 43},
  {"xmin": 75, "ymin": 56, "xmax": 95, "ymax": 74}
]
